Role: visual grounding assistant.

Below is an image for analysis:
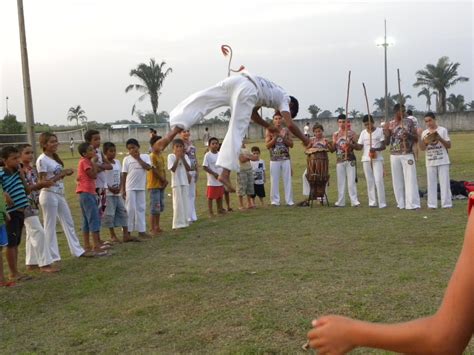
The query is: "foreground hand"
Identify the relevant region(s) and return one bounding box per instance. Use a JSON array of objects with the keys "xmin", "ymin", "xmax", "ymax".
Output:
[
  {"xmin": 307, "ymin": 315, "xmax": 356, "ymax": 355},
  {"xmin": 64, "ymin": 168, "xmax": 74, "ymax": 176}
]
